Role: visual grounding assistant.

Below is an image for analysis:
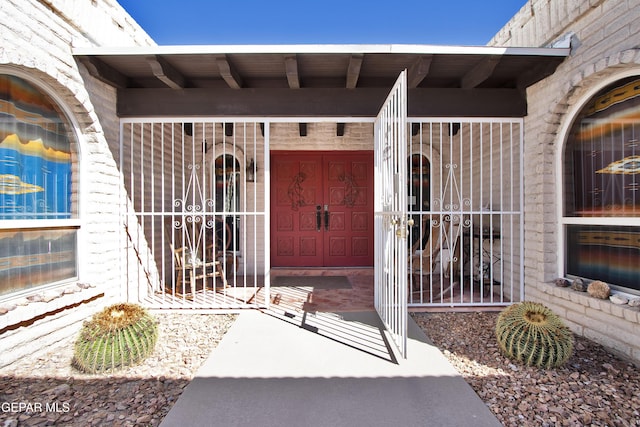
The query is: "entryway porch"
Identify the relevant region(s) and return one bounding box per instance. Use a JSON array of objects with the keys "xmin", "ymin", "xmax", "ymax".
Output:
[
  {"xmin": 120, "ymin": 117, "xmax": 524, "ymax": 312},
  {"xmin": 78, "ymin": 45, "xmax": 569, "ymax": 353}
]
